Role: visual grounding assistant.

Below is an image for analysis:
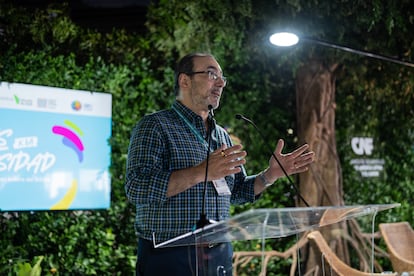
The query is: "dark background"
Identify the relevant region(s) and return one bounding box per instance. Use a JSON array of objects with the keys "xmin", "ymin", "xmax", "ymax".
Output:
[{"xmin": 12, "ymin": 0, "xmax": 151, "ymax": 33}]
